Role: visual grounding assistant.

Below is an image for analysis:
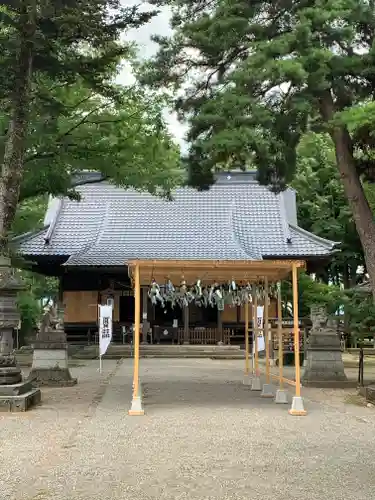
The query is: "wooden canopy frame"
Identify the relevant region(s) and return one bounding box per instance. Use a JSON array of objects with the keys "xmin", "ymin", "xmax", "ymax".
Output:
[
  {"xmin": 127, "ymin": 259, "xmax": 306, "ymax": 285},
  {"xmin": 127, "ymin": 259, "xmax": 307, "ymax": 417}
]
